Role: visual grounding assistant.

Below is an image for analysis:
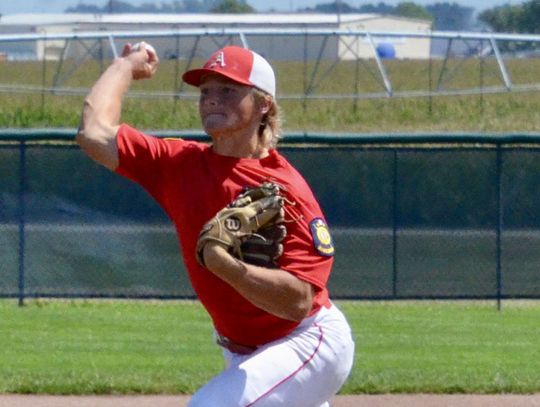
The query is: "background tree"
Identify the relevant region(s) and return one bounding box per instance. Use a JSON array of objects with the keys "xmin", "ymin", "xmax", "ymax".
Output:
[
  {"xmin": 210, "ymin": 0, "xmax": 255, "ymax": 13},
  {"xmin": 518, "ymin": 0, "xmax": 540, "ymax": 33},
  {"xmin": 426, "ymin": 2, "xmax": 474, "ymax": 30},
  {"xmin": 303, "ymin": 1, "xmax": 433, "ymax": 20},
  {"xmin": 394, "ymin": 2, "xmax": 433, "ymax": 20},
  {"xmin": 477, "ymin": 0, "xmax": 540, "ymax": 33},
  {"xmin": 65, "ymin": 4, "xmax": 101, "ymax": 12},
  {"xmin": 309, "ymin": 1, "xmax": 357, "ymax": 13},
  {"xmin": 478, "ymin": 1, "xmax": 540, "ymax": 53},
  {"xmin": 478, "ymin": 4, "xmax": 524, "ymax": 32},
  {"xmin": 358, "ymin": 2, "xmax": 394, "ymax": 14},
  {"xmin": 66, "ymin": 0, "xmax": 219, "ymax": 13}
]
